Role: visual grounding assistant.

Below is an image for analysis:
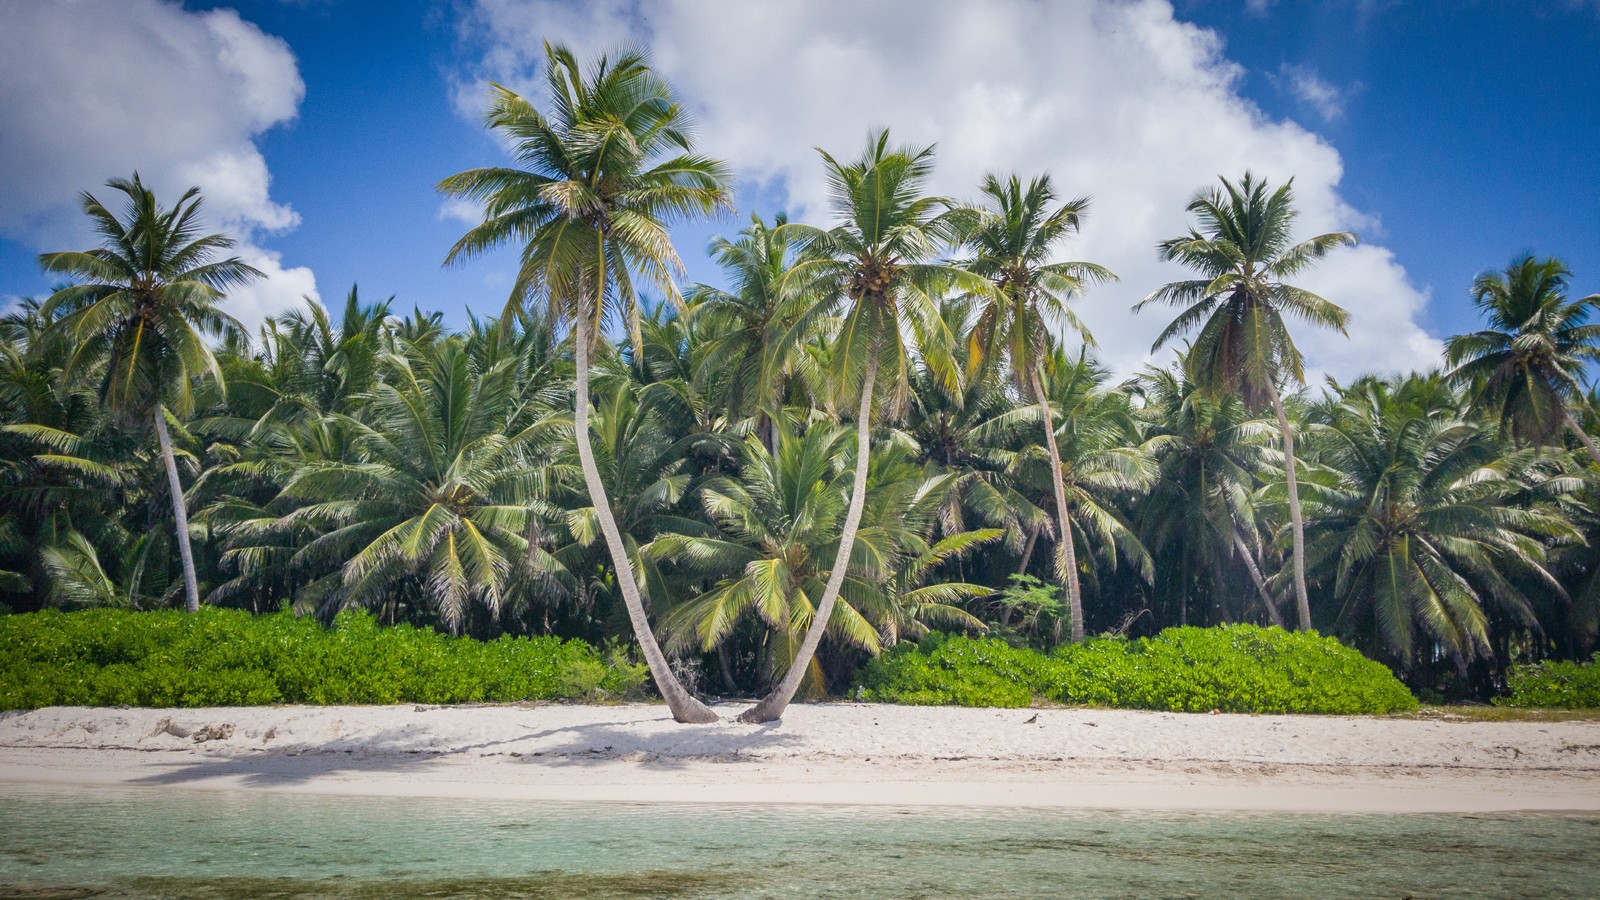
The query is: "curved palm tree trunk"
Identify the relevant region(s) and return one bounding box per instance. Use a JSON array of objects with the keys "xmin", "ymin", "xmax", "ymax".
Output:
[
  {"xmin": 739, "ymin": 359, "xmax": 877, "ymax": 724},
  {"xmin": 1232, "ymin": 529, "xmax": 1284, "ymax": 628},
  {"xmin": 1265, "ymin": 382, "xmax": 1312, "ymax": 631},
  {"xmin": 1563, "ymin": 406, "xmax": 1600, "ymax": 470},
  {"xmin": 153, "ymin": 406, "xmax": 200, "ymax": 613},
  {"xmin": 573, "ymin": 316, "xmax": 717, "ymax": 724},
  {"xmin": 1035, "ymin": 373, "xmax": 1084, "ymax": 644}
]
